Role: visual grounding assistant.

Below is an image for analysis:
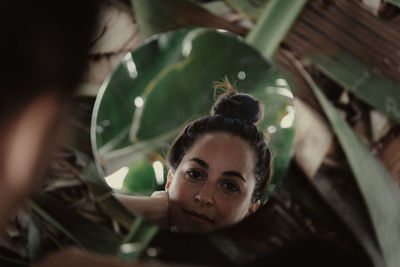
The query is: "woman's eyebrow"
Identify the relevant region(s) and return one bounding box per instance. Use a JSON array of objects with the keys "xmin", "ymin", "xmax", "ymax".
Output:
[
  {"xmin": 189, "ymin": 157, "xmax": 209, "ymax": 169},
  {"xmin": 222, "ymin": 171, "xmax": 246, "ymax": 182},
  {"xmin": 189, "ymin": 158, "xmax": 246, "ymax": 182}
]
